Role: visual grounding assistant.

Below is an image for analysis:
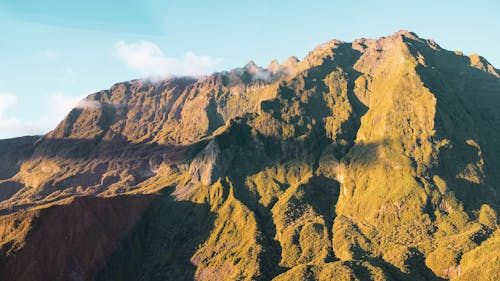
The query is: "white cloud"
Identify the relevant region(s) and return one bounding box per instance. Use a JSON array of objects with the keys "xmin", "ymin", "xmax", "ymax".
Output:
[
  {"xmin": 48, "ymin": 93, "xmax": 83, "ymax": 115},
  {"xmin": 47, "ymin": 92, "xmax": 98, "ymax": 117},
  {"xmin": 114, "ymin": 40, "xmax": 221, "ymax": 77},
  {"xmin": 251, "ymin": 68, "xmax": 273, "ymax": 82},
  {"xmin": 76, "ymin": 99, "xmax": 101, "ymax": 109},
  {"xmin": 45, "ymin": 92, "xmax": 100, "ymax": 126}
]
